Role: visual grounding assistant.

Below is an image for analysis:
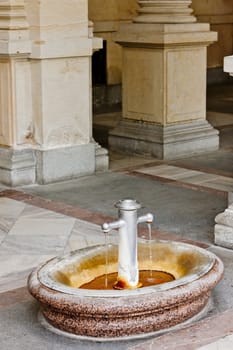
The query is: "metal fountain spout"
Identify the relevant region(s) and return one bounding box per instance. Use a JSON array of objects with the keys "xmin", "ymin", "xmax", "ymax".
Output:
[{"xmin": 102, "ymin": 199, "xmax": 153, "ymax": 289}]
